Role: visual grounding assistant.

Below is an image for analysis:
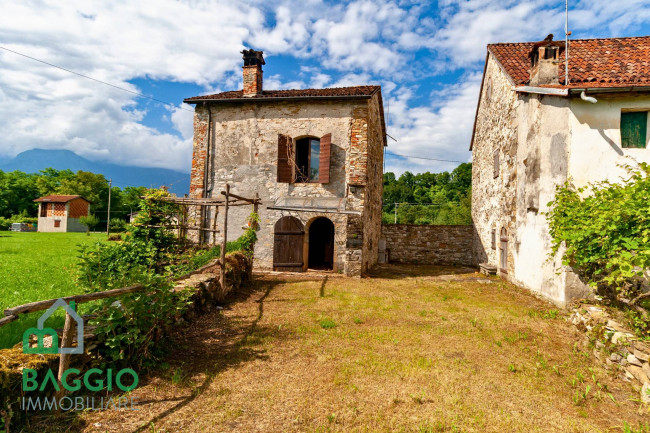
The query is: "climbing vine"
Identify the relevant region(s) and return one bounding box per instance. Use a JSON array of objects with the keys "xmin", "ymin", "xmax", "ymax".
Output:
[{"xmin": 546, "ymin": 162, "xmax": 650, "ymax": 336}]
